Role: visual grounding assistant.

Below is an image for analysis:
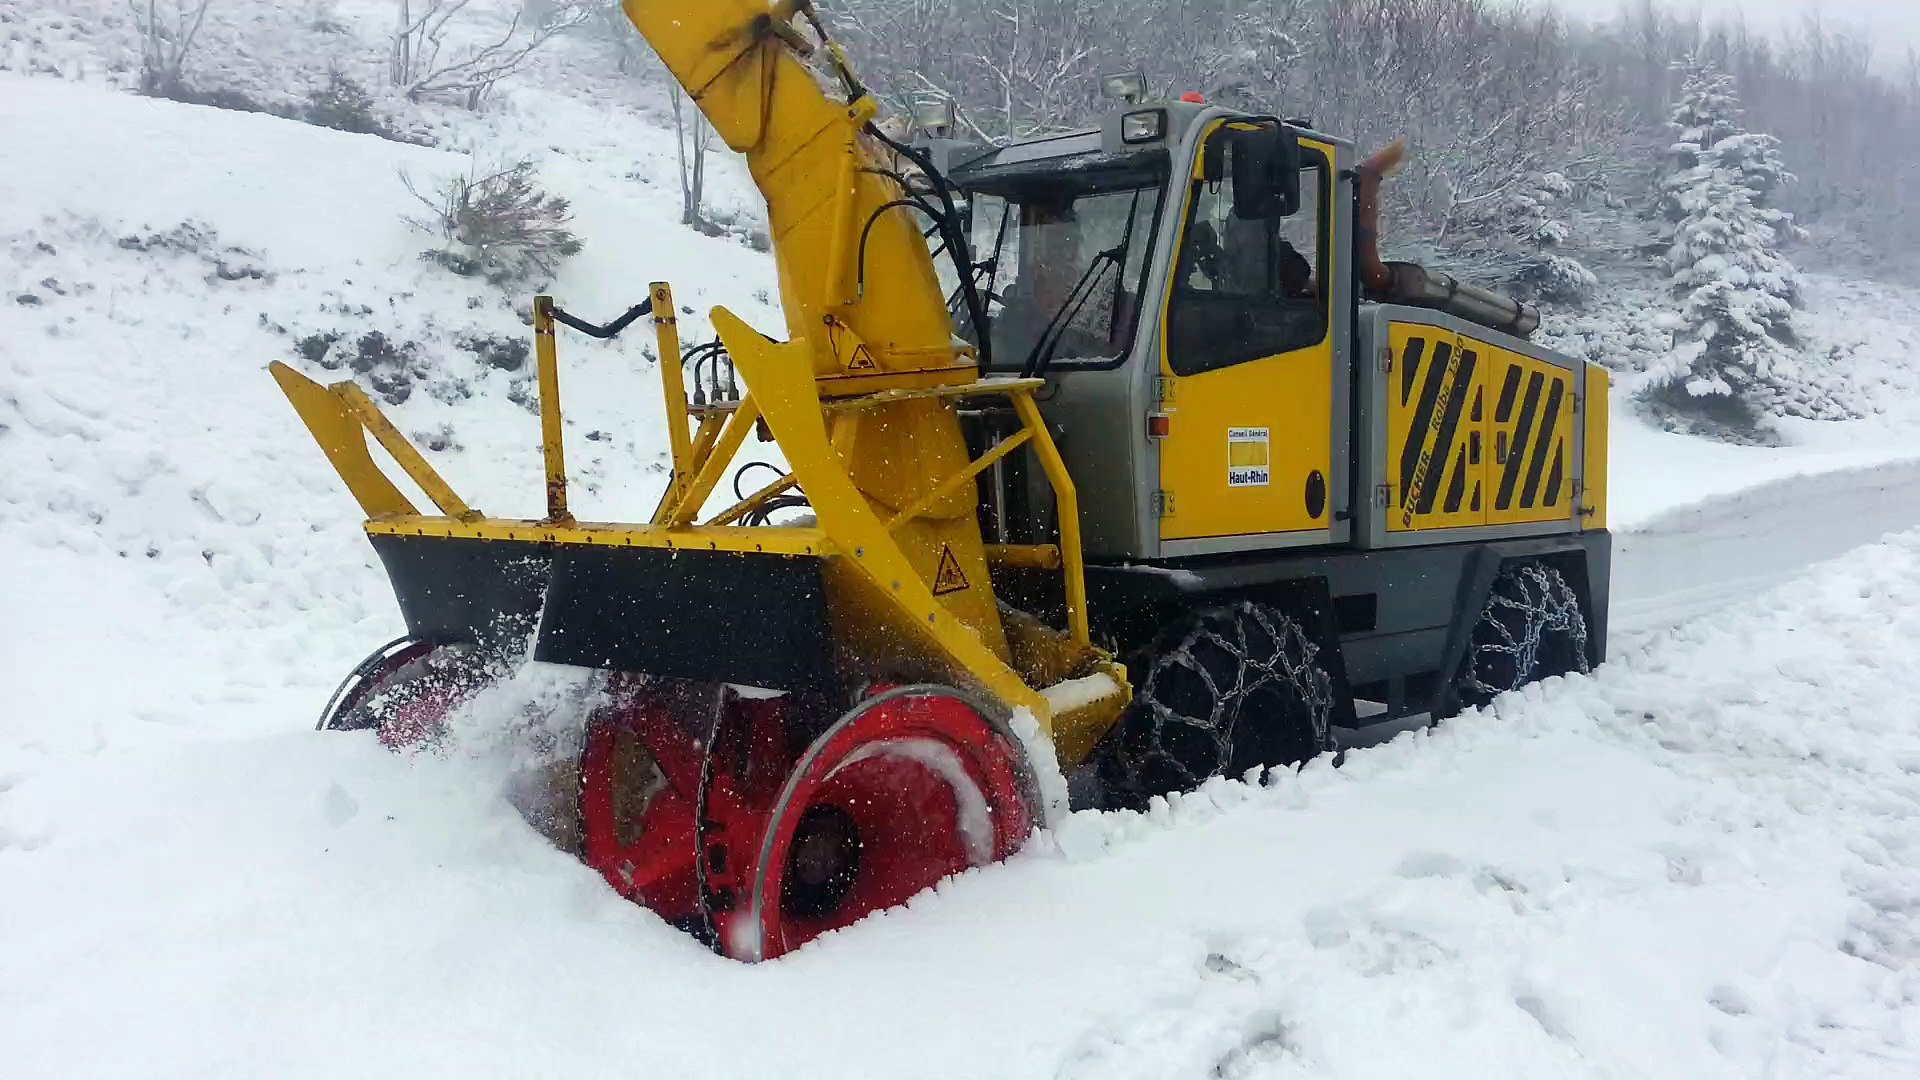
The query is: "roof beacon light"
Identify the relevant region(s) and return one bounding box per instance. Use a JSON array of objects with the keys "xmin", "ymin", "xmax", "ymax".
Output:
[
  {"xmin": 1100, "ymin": 69, "xmax": 1147, "ymax": 105},
  {"xmin": 1178, "ymin": 91, "xmax": 1206, "ymax": 104}
]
